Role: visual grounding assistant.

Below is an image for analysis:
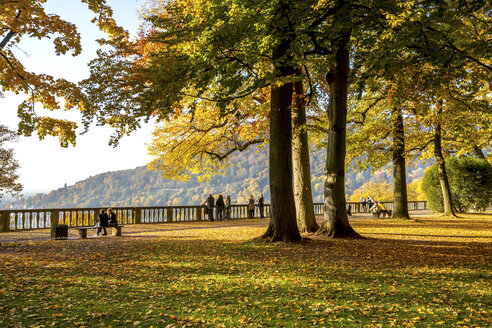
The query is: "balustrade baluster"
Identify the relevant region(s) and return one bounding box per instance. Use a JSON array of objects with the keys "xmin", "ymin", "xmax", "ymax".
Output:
[{"xmin": 166, "ymin": 207, "xmax": 172, "ymax": 223}]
